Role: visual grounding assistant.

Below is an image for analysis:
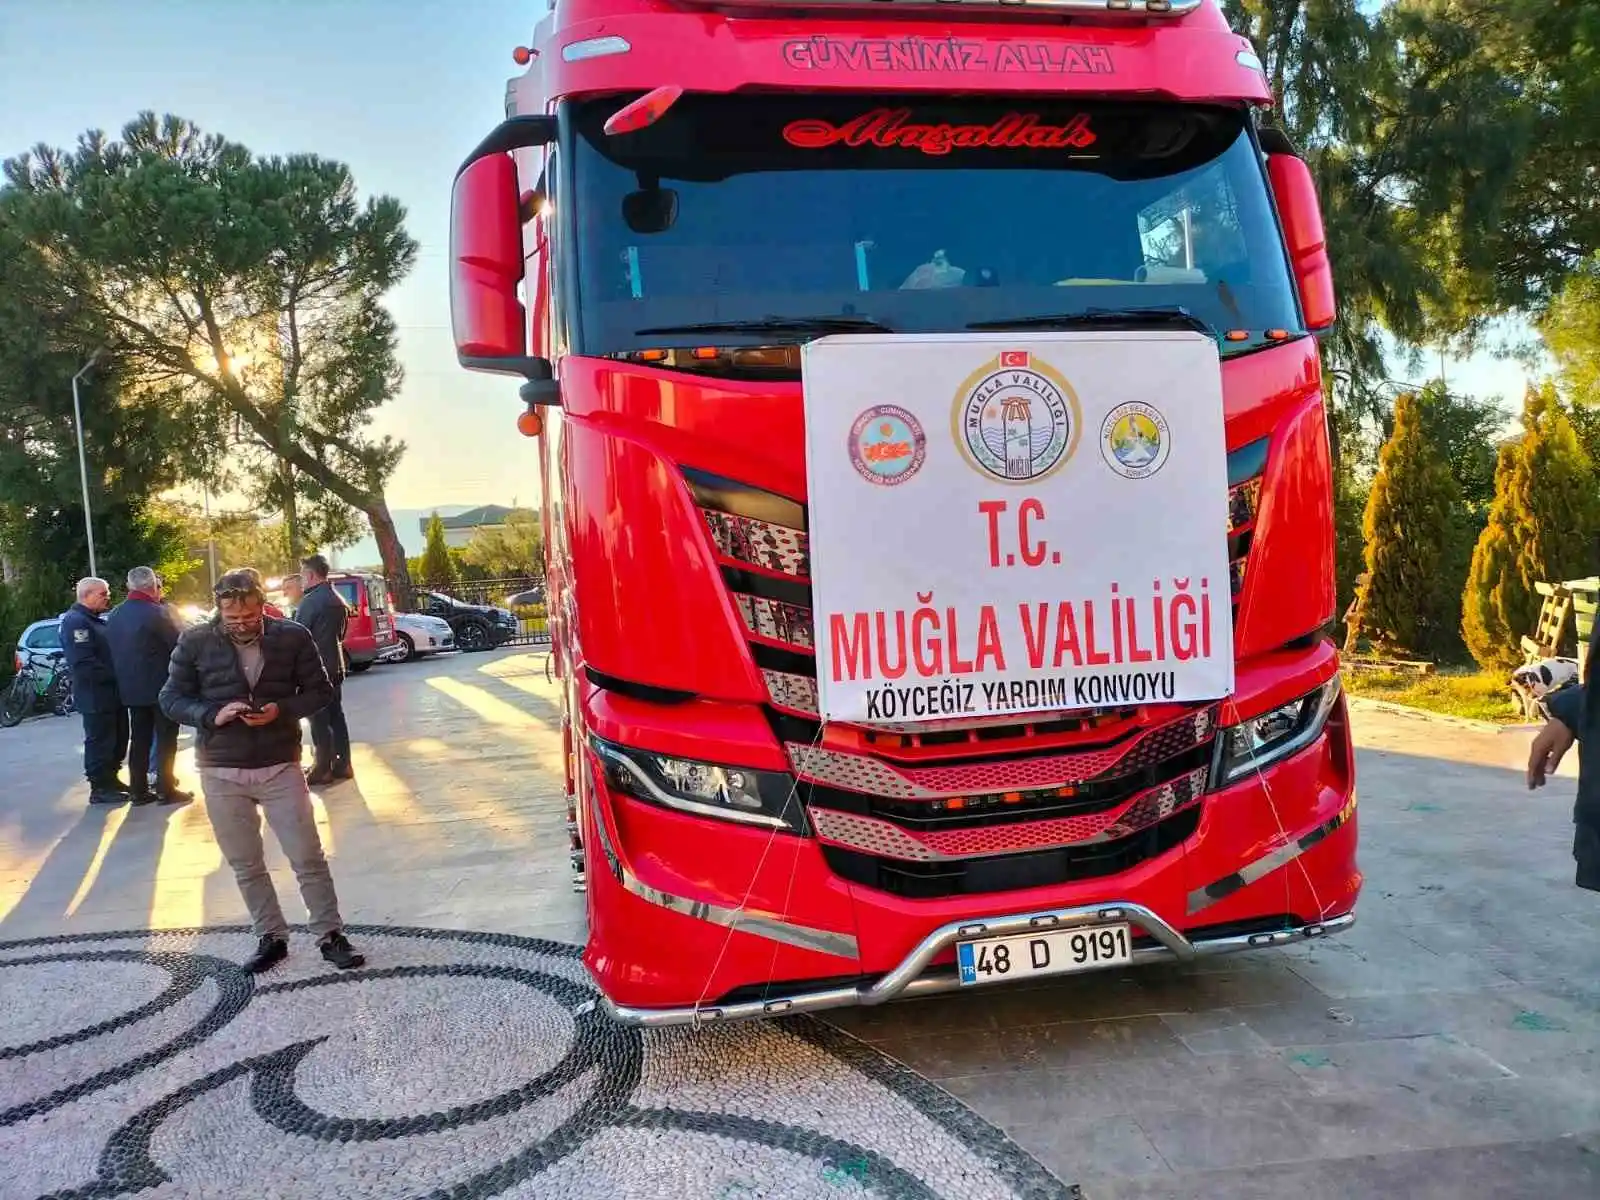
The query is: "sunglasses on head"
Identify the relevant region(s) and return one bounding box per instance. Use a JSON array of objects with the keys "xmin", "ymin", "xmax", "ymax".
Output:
[{"xmin": 214, "ymin": 586, "xmax": 263, "ymax": 602}]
